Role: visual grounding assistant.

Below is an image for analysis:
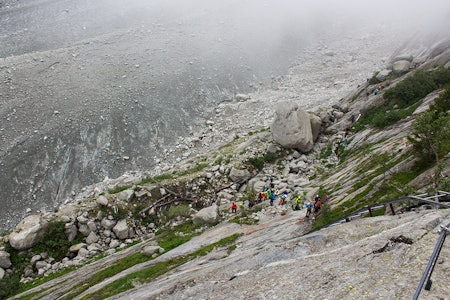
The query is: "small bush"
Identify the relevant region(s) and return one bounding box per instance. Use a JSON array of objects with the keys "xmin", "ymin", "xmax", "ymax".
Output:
[
  {"xmin": 111, "ymin": 205, "xmax": 128, "ymax": 220},
  {"xmin": 263, "ymin": 152, "xmax": 278, "ymax": 163},
  {"xmin": 430, "ymin": 84, "xmax": 450, "ymax": 113},
  {"xmin": 33, "ymin": 220, "xmax": 70, "ymax": 261},
  {"xmin": 248, "ymin": 151, "xmax": 279, "ymax": 171},
  {"xmin": 0, "ymin": 273, "xmax": 21, "ymax": 299},
  {"xmin": 384, "ymin": 67, "xmax": 450, "ymax": 108},
  {"xmin": 156, "ymin": 220, "xmax": 200, "ymax": 251},
  {"xmin": 384, "ymin": 70, "xmax": 437, "ymax": 107},
  {"xmin": 248, "ymin": 157, "xmax": 264, "ymax": 170},
  {"xmin": 368, "ymin": 71, "xmax": 381, "ymax": 85},
  {"xmin": 319, "ymin": 143, "xmax": 333, "ymax": 159},
  {"xmin": 214, "ymin": 156, "xmax": 224, "ymax": 165}
]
